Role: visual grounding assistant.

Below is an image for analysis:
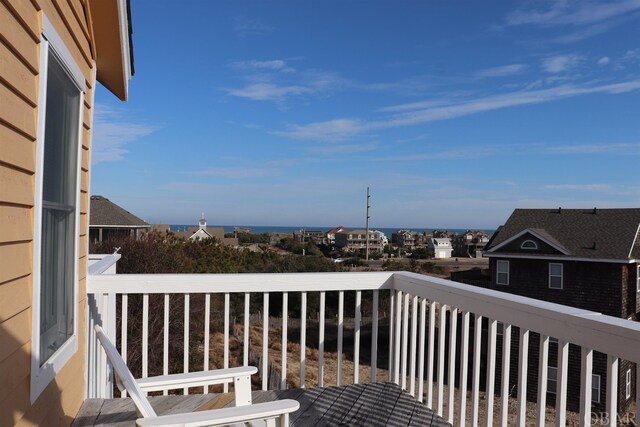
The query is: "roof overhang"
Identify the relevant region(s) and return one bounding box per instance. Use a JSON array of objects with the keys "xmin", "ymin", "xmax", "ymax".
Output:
[
  {"xmin": 485, "ymin": 228, "xmax": 571, "ymax": 255},
  {"xmin": 484, "ymin": 253, "xmax": 636, "ymax": 264},
  {"xmin": 89, "ymin": 0, "xmax": 133, "ymax": 101}
]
